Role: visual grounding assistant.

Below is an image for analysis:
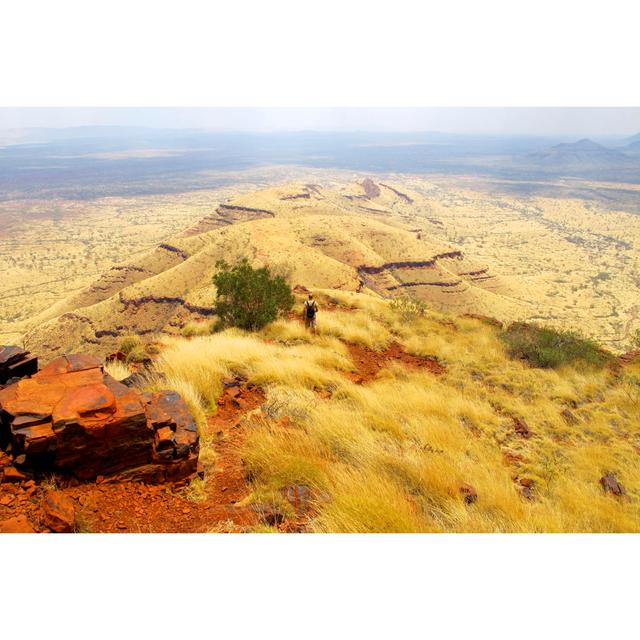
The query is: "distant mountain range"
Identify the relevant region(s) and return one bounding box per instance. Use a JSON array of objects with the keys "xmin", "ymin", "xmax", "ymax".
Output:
[
  {"xmin": 528, "ymin": 138, "xmax": 632, "ymax": 167},
  {"xmin": 623, "ymin": 132, "xmax": 640, "ymax": 153},
  {"xmin": 1, "ymin": 128, "xmax": 639, "ymax": 199}
]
